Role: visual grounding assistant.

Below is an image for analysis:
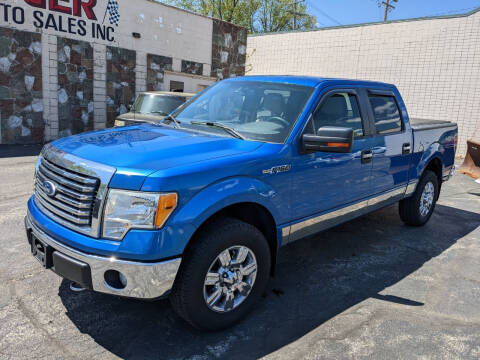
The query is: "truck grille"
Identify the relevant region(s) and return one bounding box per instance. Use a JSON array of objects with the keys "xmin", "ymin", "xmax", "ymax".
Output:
[{"xmin": 34, "ymin": 157, "xmax": 99, "ymax": 231}]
